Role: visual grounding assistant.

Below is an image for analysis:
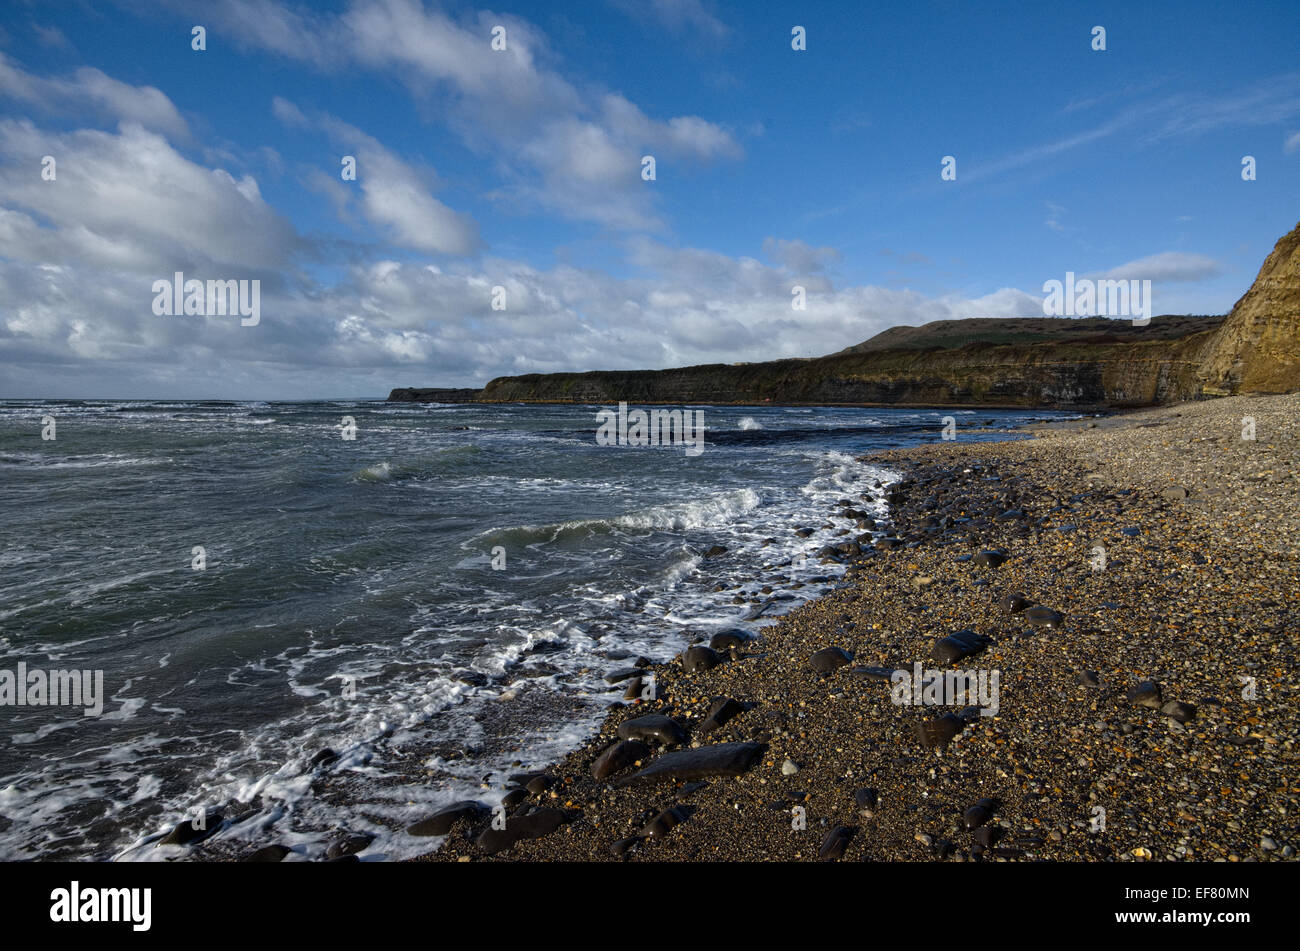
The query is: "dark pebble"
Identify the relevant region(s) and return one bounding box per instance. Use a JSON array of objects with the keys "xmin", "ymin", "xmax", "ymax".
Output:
[
  {"xmin": 406, "ymin": 801, "xmax": 489, "ymax": 837},
  {"xmin": 1160, "ymin": 700, "xmax": 1197, "ymax": 723},
  {"xmin": 615, "ymin": 742, "xmax": 766, "ymax": 786},
  {"xmin": 999, "ymin": 592, "xmax": 1032, "ymax": 614},
  {"xmin": 1024, "ymin": 606, "xmax": 1064, "ymax": 628},
  {"xmin": 158, "ymin": 810, "xmax": 223, "ymax": 847},
  {"xmin": 698, "ymin": 697, "xmax": 745, "ymax": 735},
  {"xmin": 604, "ymin": 667, "xmax": 643, "ymax": 685},
  {"xmin": 617, "ymin": 715, "xmax": 687, "ymax": 746},
  {"xmin": 682, "ymin": 645, "xmax": 722, "ymax": 672},
  {"xmin": 819, "ymin": 825, "xmax": 856, "ymax": 861},
  {"xmin": 930, "ymin": 629, "xmax": 992, "ymax": 665},
  {"xmin": 963, "ymin": 798, "xmax": 997, "ymax": 829},
  {"xmin": 326, "ymin": 833, "xmax": 374, "ymax": 859},
  {"xmin": 810, "ymin": 647, "xmax": 854, "ymax": 673},
  {"xmin": 591, "ymin": 740, "xmax": 652, "ymax": 780},
  {"xmin": 915, "ymin": 713, "xmax": 964, "ymax": 750},
  {"xmin": 1127, "ymin": 681, "xmax": 1164, "ymax": 709},
  {"xmin": 476, "ymin": 807, "xmax": 577, "ymax": 855},
  {"xmin": 642, "ymin": 805, "xmax": 692, "ymax": 838},
  {"xmin": 709, "ymin": 629, "xmax": 751, "ymax": 651}
]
